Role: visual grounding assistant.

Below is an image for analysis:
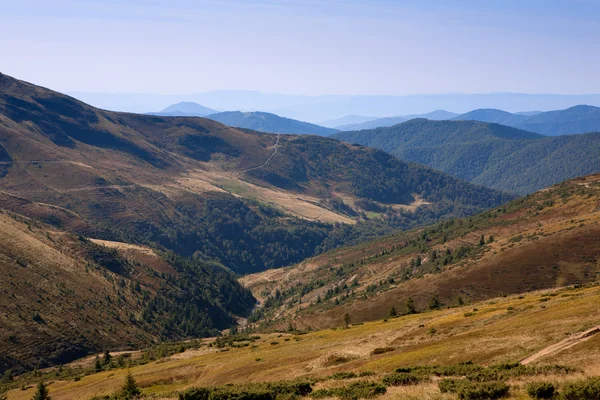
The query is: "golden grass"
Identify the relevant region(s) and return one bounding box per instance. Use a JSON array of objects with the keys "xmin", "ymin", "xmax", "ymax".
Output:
[{"xmin": 7, "ymin": 284, "xmax": 600, "ymax": 400}]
